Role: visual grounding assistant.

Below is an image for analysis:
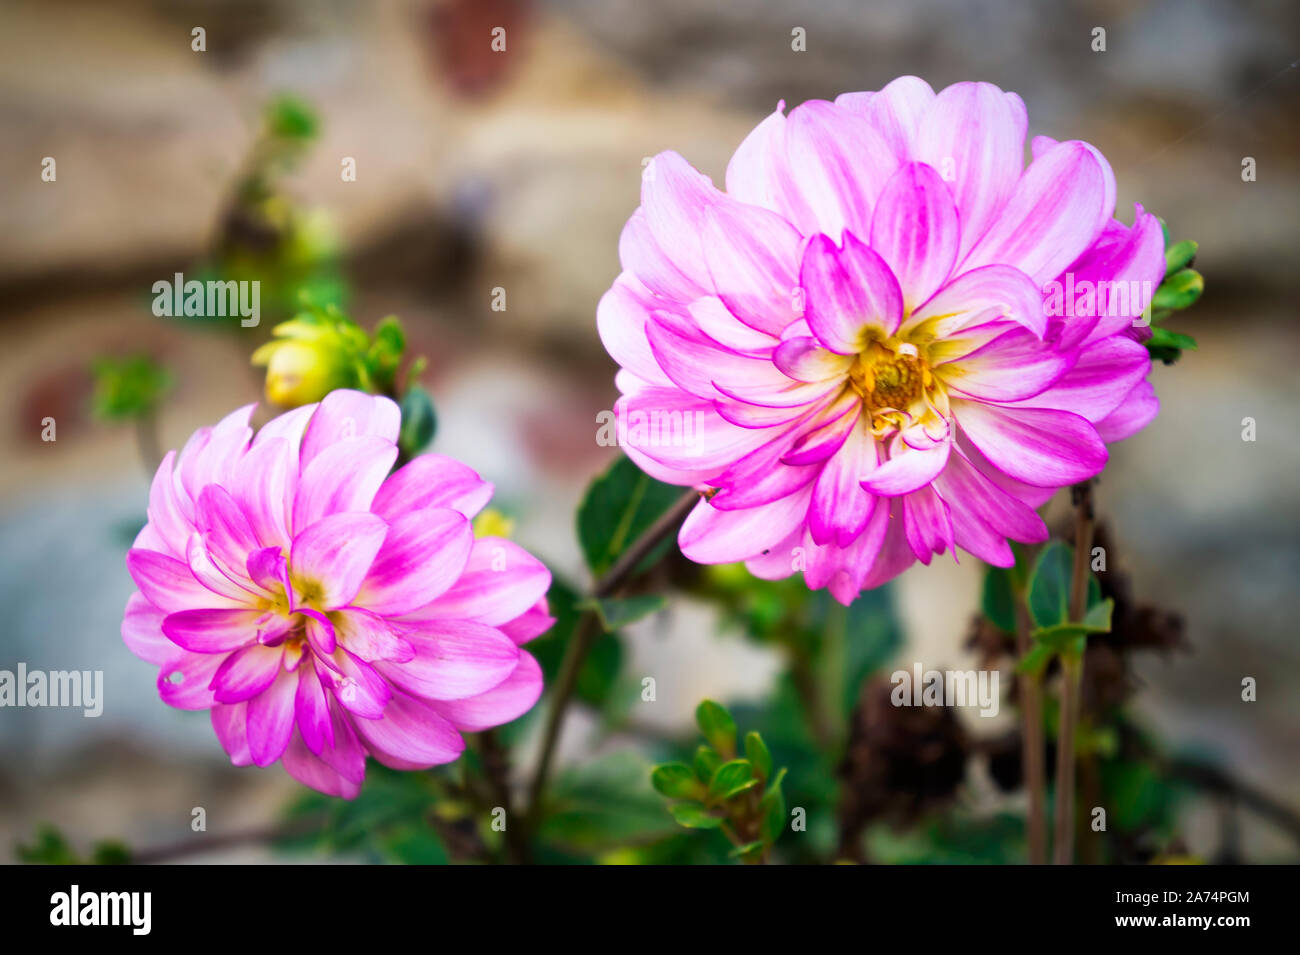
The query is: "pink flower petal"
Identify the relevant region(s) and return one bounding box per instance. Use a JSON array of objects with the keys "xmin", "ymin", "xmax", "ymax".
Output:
[
  {"xmin": 679, "ymin": 485, "xmax": 814, "ymax": 563},
  {"xmin": 800, "ymin": 232, "xmax": 905, "ymax": 353},
  {"xmin": 299, "ymin": 390, "xmax": 400, "ymax": 470},
  {"xmin": 417, "ymin": 538, "xmax": 552, "ymax": 627},
  {"xmin": 430, "ymin": 651, "xmax": 544, "ymax": 733},
  {"xmin": 861, "ymin": 434, "xmax": 952, "ymax": 496},
  {"xmin": 916, "ymin": 82, "xmax": 1027, "ymax": 259},
  {"xmin": 377, "ymin": 620, "xmax": 520, "ymax": 701},
  {"xmin": 356, "ymin": 506, "xmax": 473, "ymax": 616},
  {"xmin": 371, "ymin": 454, "xmax": 495, "ymax": 523},
  {"xmin": 869, "ymin": 162, "xmax": 961, "ymax": 310},
  {"xmin": 351, "ymin": 689, "xmax": 465, "ymax": 769},
  {"xmin": 702, "ymin": 199, "xmax": 803, "ymax": 336},
  {"xmin": 904, "ymin": 264, "xmax": 1046, "ymax": 340},
  {"xmin": 1095, "ymin": 378, "xmax": 1159, "ymax": 442},
  {"xmin": 290, "ymin": 512, "xmax": 388, "ymax": 610},
  {"xmin": 246, "ymin": 667, "xmax": 298, "ymax": 767},
  {"xmin": 292, "ymin": 435, "xmax": 396, "ymax": 534},
  {"xmin": 211, "ymin": 643, "xmax": 285, "ymax": 703},
  {"xmin": 934, "ymin": 325, "xmax": 1072, "ymax": 402},
  {"xmin": 810, "ymin": 425, "xmax": 880, "ymax": 546},
  {"xmin": 162, "ymin": 607, "xmax": 264, "ymax": 653},
  {"xmin": 953, "ymin": 399, "xmax": 1107, "ymax": 487},
  {"xmin": 963, "ymin": 139, "xmax": 1112, "ymax": 285}
]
